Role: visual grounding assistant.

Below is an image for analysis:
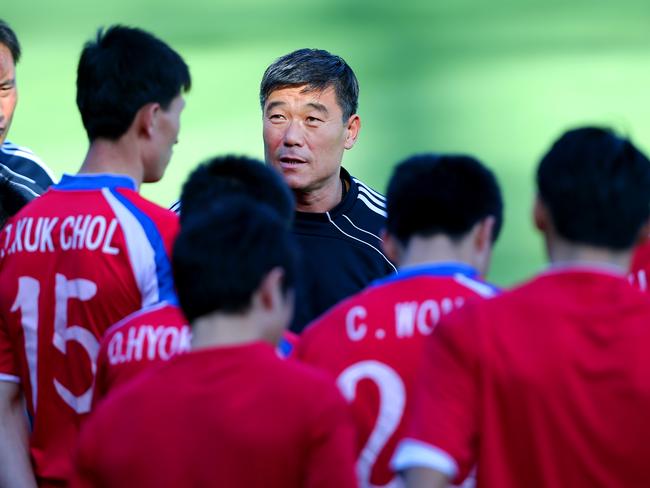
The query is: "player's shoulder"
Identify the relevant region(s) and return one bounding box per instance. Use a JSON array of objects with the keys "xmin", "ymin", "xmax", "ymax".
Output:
[
  {"xmin": 114, "ymin": 188, "xmax": 178, "ymax": 222},
  {"xmin": 299, "ymin": 282, "xmax": 385, "ymax": 344},
  {"xmin": 102, "ymin": 301, "xmax": 183, "ymax": 340}
]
